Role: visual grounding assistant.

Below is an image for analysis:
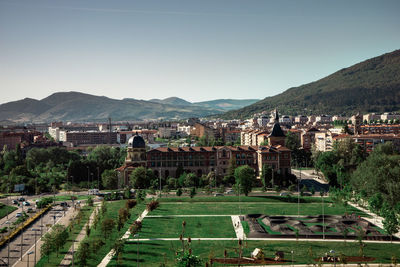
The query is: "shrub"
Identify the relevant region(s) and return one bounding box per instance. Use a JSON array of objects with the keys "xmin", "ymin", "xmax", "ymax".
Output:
[
  {"xmin": 129, "ymin": 221, "xmax": 142, "ymax": 235},
  {"xmin": 176, "ymin": 188, "xmax": 182, "ymax": 197},
  {"xmin": 125, "ymin": 199, "xmax": 137, "ymax": 209},
  {"xmin": 147, "ymin": 200, "xmax": 159, "ymax": 211}
]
